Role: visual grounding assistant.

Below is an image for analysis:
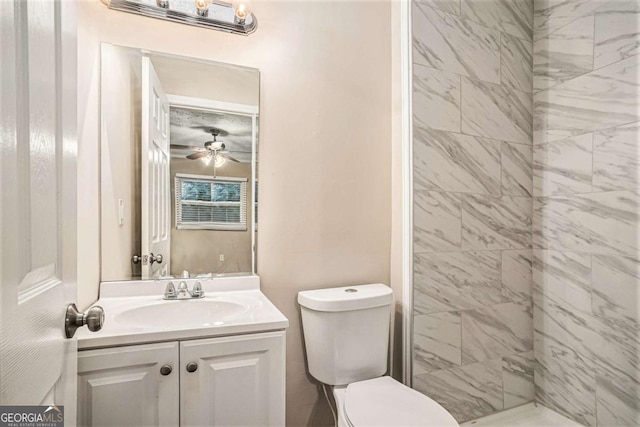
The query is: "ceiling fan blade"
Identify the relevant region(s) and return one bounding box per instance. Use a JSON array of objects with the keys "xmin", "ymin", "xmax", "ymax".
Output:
[
  {"xmin": 187, "ymin": 152, "xmax": 208, "ymax": 160},
  {"xmin": 220, "ymin": 153, "xmax": 240, "ymax": 162},
  {"xmin": 222, "ymin": 149, "xmax": 252, "ymax": 154},
  {"xmin": 171, "ymin": 144, "xmax": 206, "ymax": 151}
]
